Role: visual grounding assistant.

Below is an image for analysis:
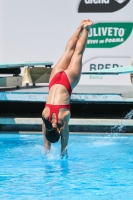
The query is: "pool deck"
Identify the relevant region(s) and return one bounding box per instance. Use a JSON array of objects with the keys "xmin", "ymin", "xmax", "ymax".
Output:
[
  {"xmin": 1, "ymin": 84, "xmax": 133, "ymax": 133},
  {"xmin": 1, "ymin": 117, "xmax": 133, "ymax": 134},
  {"xmin": 0, "ymin": 84, "xmax": 133, "ymax": 102}
]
